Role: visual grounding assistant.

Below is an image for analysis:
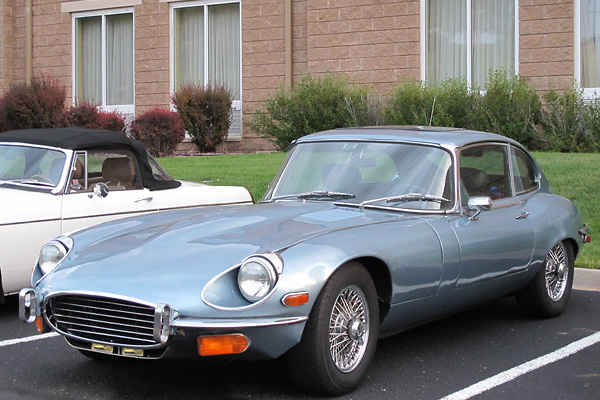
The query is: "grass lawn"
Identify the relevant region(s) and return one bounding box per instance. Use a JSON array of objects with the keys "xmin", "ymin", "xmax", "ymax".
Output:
[{"xmin": 158, "ymin": 151, "xmax": 599, "ymax": 269}]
